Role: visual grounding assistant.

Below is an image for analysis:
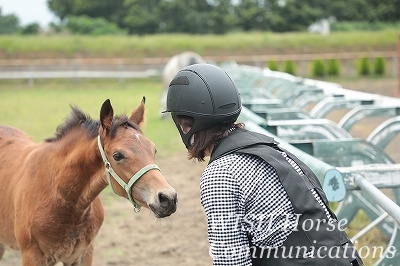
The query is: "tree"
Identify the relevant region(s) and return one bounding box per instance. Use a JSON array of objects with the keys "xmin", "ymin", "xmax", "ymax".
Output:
[
  {"xmin": 46, "ymin": 0, "xmax": 400, "ymax": 35},
  {"xmin": 156, "ymin": 0, "xmax": 187, "ymax": 33},
  {"xmin": 47, "ymin": 0, "xmax": 74, "ymax": 22},
  {"xmin": 284, "ymin": 60, "xmax": 296, "ymax": 75},
  {"xmin": 235, "ymin": 0, "xmax": 268, "ymax": 31},
  {"xmin": 48, "ymin": 0, "xmax": 125, "ymax": 25},
  {"xmin": 272, "ymin": 0, "xmax": 325, "ymax": 32},
  {"xmin": 20, "ymin": 23, "xmax": 40, "ymax": 35},
  {"xmin": 358, "ymin": 57, "xmax": 370, "ymax": 76},
  {"xmin": 373, "ymin": 57, "xmax": 385, "ymax": 76},
  {"xmin": 267, "ymin": 60, "xmax": 279, "ymax": 71},
  {"xmin": 122, "ymin": 0, "xmax": 162, "ymax": 34},
  {"xmin": 312, "ymin": 59, "xmax": 326, "ymax": 77},
  {"xmin": 0, "ymin": 8, "xmax": 20, "ymax": 34},
  {"xmin": 152, "ymin": 0, "xmax": 214, "ymax": 34},
  {"xmin": 327, "ymin": 0, "xmax": 400, "ymax": 22},
  {"xmin": 327, "ymin": 59, "xmax": 340, "ymax": 76},
  {"xmin": 66, "ymin": 15, "xmax": 127, "ymax": 35},
  {"xmin": 209, "ymin": 0, "xmax": 238, "ymax": 34}
]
